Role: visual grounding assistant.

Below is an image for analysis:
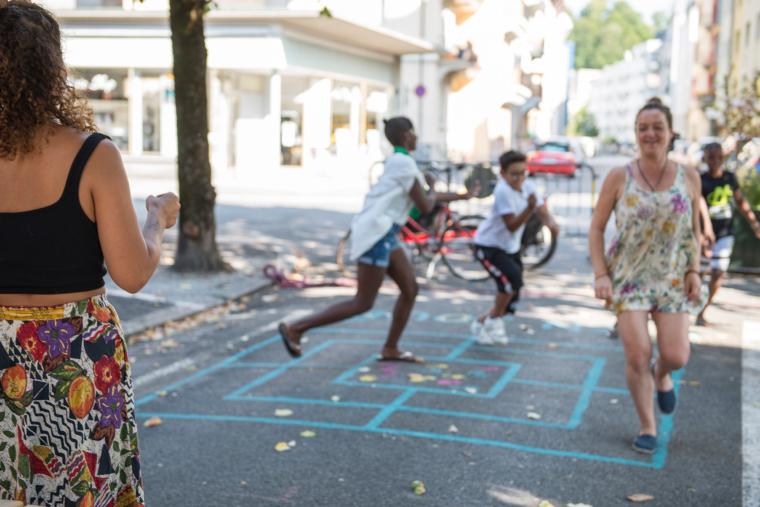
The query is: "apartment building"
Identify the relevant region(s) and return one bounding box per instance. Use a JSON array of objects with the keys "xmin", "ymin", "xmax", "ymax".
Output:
[{"xmin": 588, "ymin": 39, "xmax": 666, "ymax": 144}]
